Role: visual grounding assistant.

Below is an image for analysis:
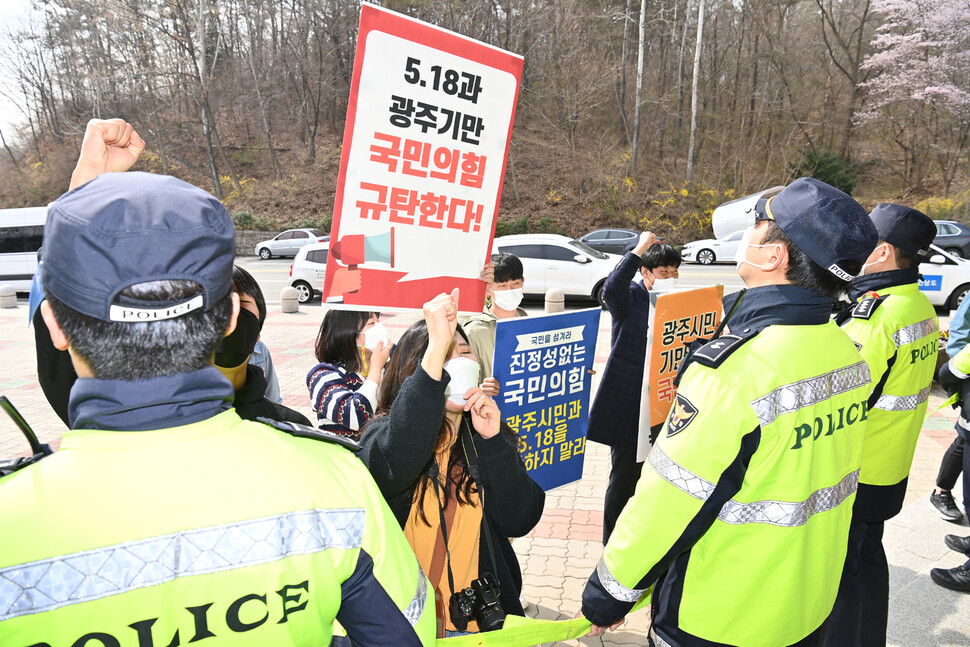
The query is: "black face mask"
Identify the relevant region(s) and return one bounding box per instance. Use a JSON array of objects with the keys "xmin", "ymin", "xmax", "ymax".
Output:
[{"xmin": 214, "ymin": 308, "xmax": 262, "ymax": 368}]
